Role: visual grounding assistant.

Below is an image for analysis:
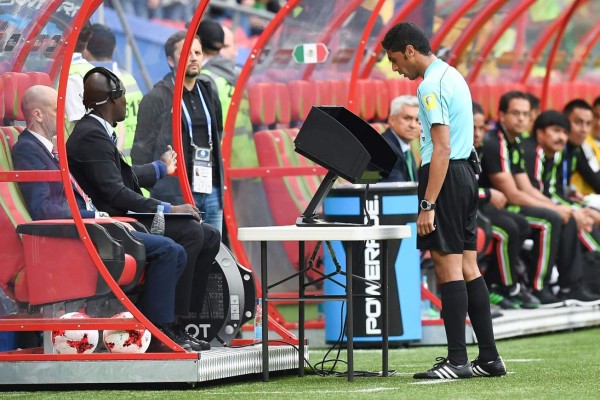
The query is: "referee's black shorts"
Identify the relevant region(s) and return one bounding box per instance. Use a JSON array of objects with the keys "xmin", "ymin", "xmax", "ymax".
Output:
[{"xmin": 417, "ymin": 160, "xmax": 478, "ymax": 254}]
